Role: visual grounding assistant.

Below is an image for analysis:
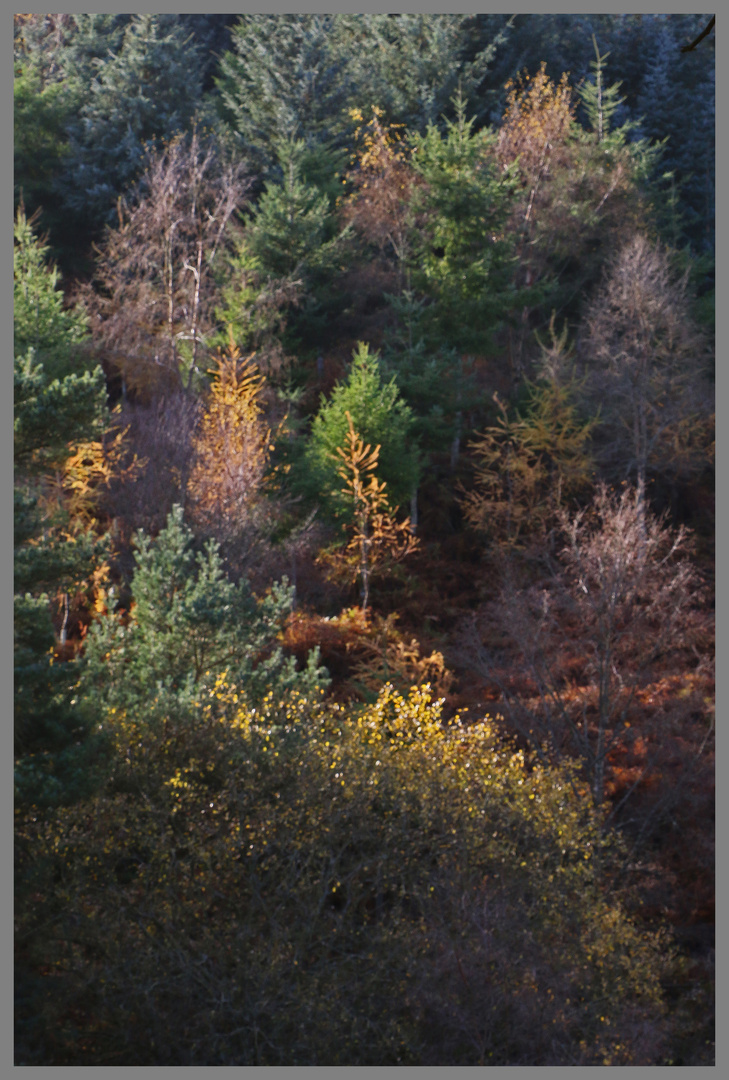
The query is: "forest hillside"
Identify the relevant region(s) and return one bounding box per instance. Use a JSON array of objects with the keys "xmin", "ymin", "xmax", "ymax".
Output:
[{"xmin": 14, "ymin": 13, "xmax": 714, "ymax": 1066}]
